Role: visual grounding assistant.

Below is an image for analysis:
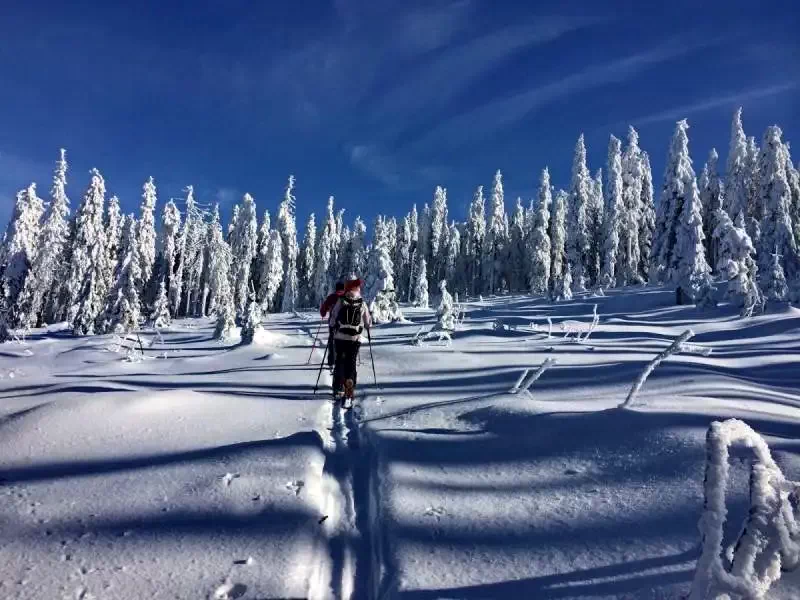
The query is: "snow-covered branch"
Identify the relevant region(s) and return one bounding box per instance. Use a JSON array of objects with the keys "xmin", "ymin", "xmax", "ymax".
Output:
[
  {"xmin": 619, "ymin": 329, "xmax": 695, "ymax": 408},
  {"xmin": 689, "ymin": 419, "xmax": 800, "ymax": 600}
]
